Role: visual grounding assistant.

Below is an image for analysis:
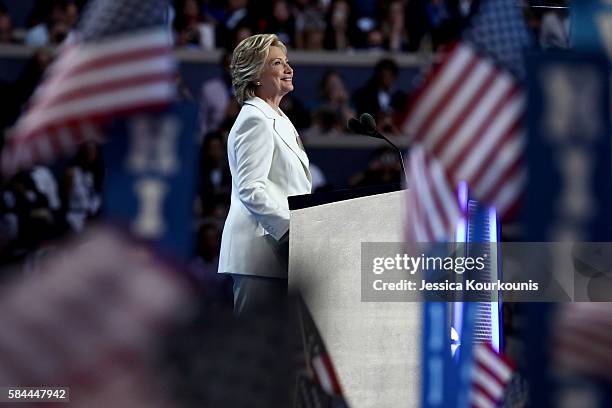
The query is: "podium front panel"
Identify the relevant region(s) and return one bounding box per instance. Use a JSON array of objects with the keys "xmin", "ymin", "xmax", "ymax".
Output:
[{"xmin": 289, "ymin": 190, "xmax": 421, "ymax": 408}]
